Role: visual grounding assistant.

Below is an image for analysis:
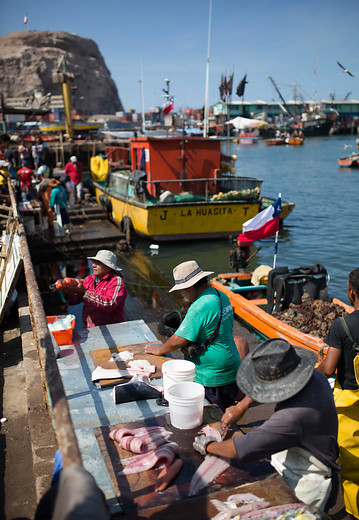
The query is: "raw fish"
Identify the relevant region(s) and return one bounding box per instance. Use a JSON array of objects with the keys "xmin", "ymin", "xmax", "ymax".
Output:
[
  {"xmin": 188, "ymin": 454, "xmax": 230, "ymax": 496},
  {"xmin": 109, "ymin": 426, "xmax": 170, "ymax": 442},
  {"xmin": 118, "ymin": 442, "xmax": 179, "ymax": 476}
]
